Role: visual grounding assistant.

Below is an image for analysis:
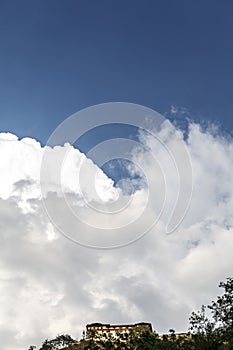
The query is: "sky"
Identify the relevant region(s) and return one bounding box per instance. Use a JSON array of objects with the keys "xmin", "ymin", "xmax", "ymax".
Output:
[
  {"xmin": 1, "ymin": 0, "xmax": 233, "ymax": 141},
  {"xmin": 1, "ymin": 1, "xmax": 233, "ymax": 349}
]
